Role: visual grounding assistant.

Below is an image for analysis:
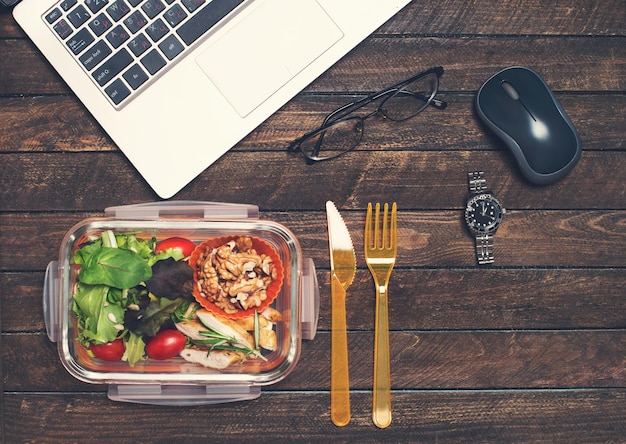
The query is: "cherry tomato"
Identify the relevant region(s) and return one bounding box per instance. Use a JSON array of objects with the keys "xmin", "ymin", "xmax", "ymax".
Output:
[
  {"xmin": 155, "ymin": 237, "xmax": 196, "ymax": 257},
  {"xmin": 146, "ymin": 329, "xmax": 187, "ymax": 360},
  {"xmin": 90, "ymin": 338, "xmax": 125, "ymax": 361}
]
